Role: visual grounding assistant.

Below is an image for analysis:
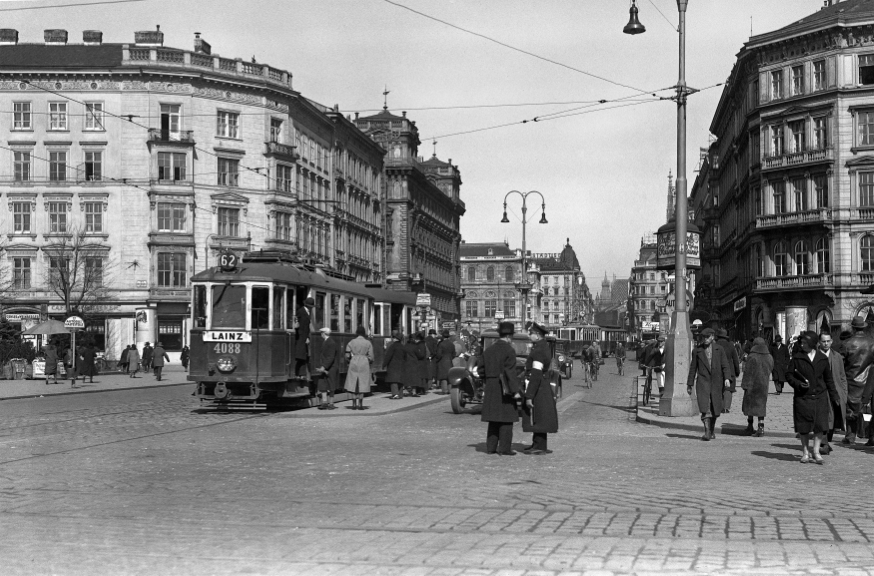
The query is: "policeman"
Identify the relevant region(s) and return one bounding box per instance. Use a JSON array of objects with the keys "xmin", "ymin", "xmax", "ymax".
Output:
[{"xmin": 521, "ymin": 321, "xmax": 559, "ymax": 455}]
